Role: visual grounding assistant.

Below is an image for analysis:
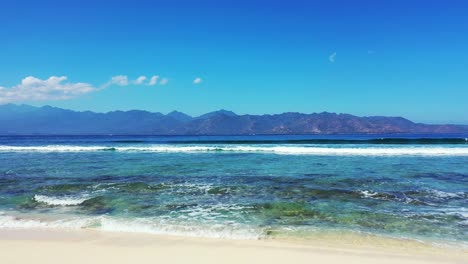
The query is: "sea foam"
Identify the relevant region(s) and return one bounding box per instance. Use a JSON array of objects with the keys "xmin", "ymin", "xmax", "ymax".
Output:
[
  {"xmin": 98, "ymin": 217, "xmax": 263, "ymax": 240},
  {"xmin": 0, "ymin": 213, "xmax": 94, "ymax": 230},
  {"xmin": 0, "ymin": 213, "xmax": 263, "ymax": 240},
  {"xmin": 33, "ymin": 194, "xmax": 91, "ymax": 206},
  {"xmin": 1, "ymin": 144, "xmax": 468, "ymax": 156}
]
